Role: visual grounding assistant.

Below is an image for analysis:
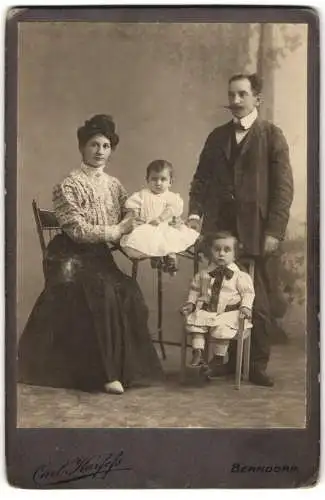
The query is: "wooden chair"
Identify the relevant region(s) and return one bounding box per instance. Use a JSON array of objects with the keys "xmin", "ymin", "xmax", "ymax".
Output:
[
  {"xmin": 32, "ymin": 199, "xmax": 62, "ymax": 277},
  {"xmin": 180, "ymin": 260, "xmax": 255, "ymax": 390},
  {"xmin": 32, "ymin": 199, "xmax": 200, "ymax": 361}
]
